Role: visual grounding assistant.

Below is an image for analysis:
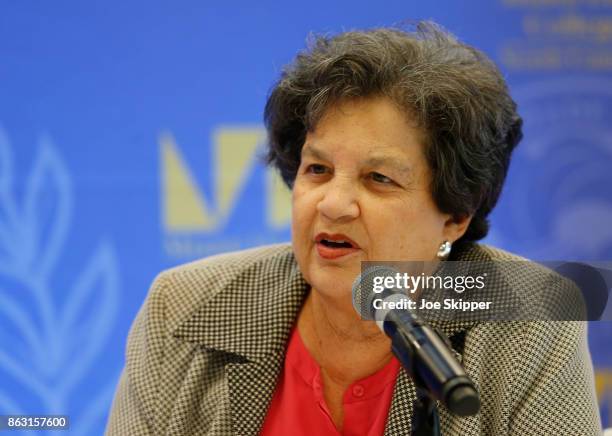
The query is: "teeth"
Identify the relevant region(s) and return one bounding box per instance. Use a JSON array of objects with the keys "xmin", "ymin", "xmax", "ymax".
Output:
[{"xmin": 321, "ymin": 239, "xmax": 352, "ymax": 248}]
